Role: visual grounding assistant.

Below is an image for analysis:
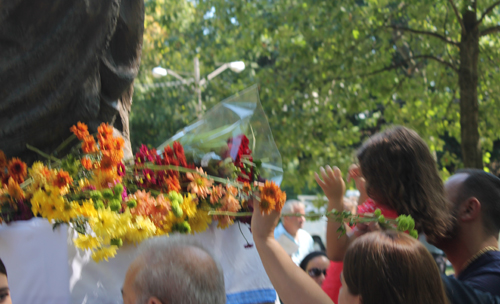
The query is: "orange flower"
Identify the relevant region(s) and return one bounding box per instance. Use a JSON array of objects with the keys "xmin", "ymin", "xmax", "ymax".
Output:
[
  {"xmin": 114, "ymin": 137, "xmax": 125, "ymax": 150},
  {"xmin": 186, "ymin": 168, "xmax": 213, "ymax": 199},
  {"xmin": 100, "ymin": 155, "xmax": 115, "ymax": 171},
  {"xmin": 259, "ymin": 181, "xmax": 286, "ymax": 212},
  {"xmin": 259, "ymin": 194, "xmax": 276, "ymax": 215},
  {"xmin": 7, "ymin": 177, "xmax": 24, "ymax": 200},
  {"xmin": 0, "ymin": 150, "xmax": 6, "ymax": 170},
  {"xmin": 70, "ymin": 122, "xmax": 89, "ymax": 140},
  {"xmin": 260, "ymin": 181, "xmax": 279, "ymax": 198},
  {"xmin": 98, "ymin": 123, "xmax": 114, "ymax": 139},
  {"xmin": 164, "ymin": 176, "xmax": 181, "ymax": 193},
  {"xmin": 82, "ymin": 136, "xmax": 97, "ymax": 153},
  {"xmin": 53, "ymin": 170, "xmax": 73, "ymax": 188},
  {"xmin": 210, "ymin": 184, "xmax": 226, "ymax": 205},
  {"xmin": 8, "ymin": 158, "xmax": 27, "ymax": 183},
  {"xmin": 81, "ymin": 157, "xmax": 92, "ymax": 170},
  {"xmin": 226, "ymin": 185, "xmax": 238, "ymax": 196},
  {"xmin": 242, "ymin": 182, "xmax": 252, "ymax": 195},
  {"xmin": 220, "ymin": 194, "xmax": 241, "ymax": 213}
]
